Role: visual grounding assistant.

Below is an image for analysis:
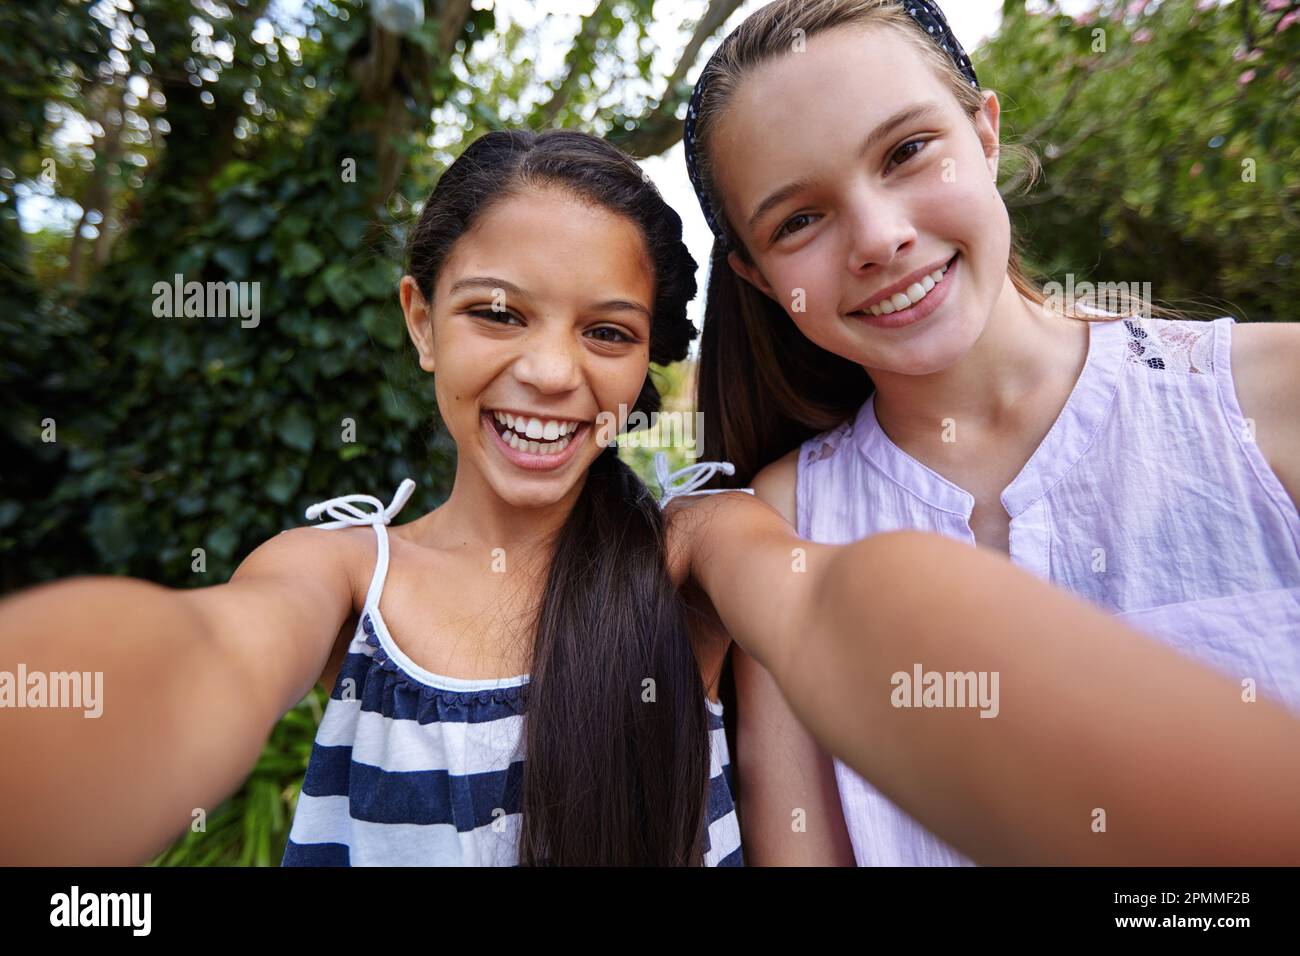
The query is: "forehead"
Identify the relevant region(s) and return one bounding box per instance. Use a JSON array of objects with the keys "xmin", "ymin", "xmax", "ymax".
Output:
[
  {"xmin": 437, "ymin": 187, "xmax": 654, "ymax": 302},
  {"xmin": 711, "ymin": 24, "xmax": 954, "ymax": 220}
]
